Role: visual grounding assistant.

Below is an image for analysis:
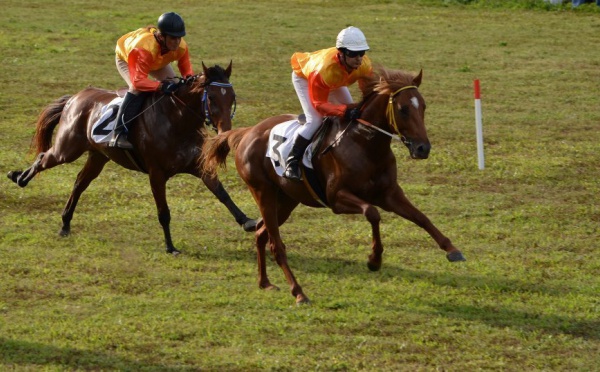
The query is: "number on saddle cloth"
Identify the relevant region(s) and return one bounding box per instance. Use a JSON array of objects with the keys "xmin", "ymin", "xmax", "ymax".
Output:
[
  {"xmin": 267, "ymin": 119, "xmax": 309, "ymax": 175},
  {"xmin": 266, "ymin": 116, "xmax": 337, "ymax": 177},
  {"xmin": 91, "ymin": 97, "xmax": 123, "ymax": 144}
]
